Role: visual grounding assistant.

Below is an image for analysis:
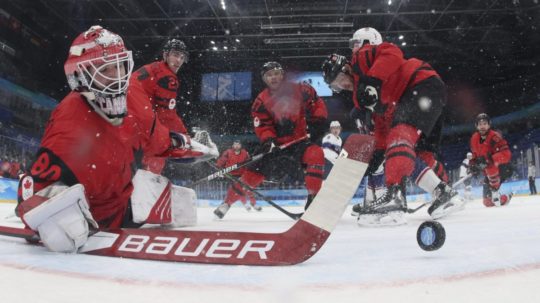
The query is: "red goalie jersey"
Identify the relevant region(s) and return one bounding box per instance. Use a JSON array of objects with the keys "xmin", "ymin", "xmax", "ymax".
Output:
[{"xmin": 19, "ymin": 89, "xmax": 171, "ymax": 228}]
